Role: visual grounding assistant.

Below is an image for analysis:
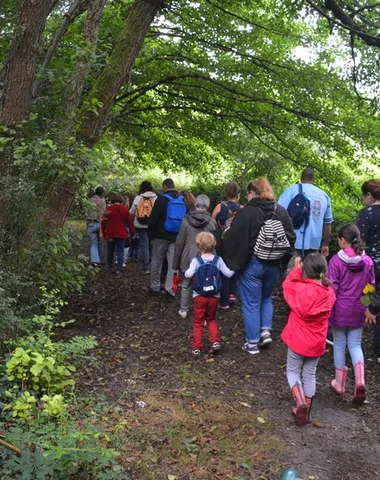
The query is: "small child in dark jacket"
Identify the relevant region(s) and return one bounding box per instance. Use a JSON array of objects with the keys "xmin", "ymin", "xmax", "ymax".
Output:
[{"xmin": 185, "ymin": 232, "xmax": 234, "ymax": 356}]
